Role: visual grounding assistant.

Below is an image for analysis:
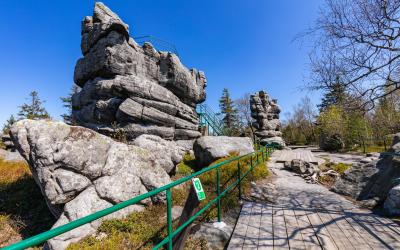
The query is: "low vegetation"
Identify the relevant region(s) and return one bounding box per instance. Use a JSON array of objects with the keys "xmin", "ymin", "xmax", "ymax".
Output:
[
  {"xmin": 319, "ymin": 161, "xmax": 352, "ymax": 187},
  {"xmin": 69, "ymin": 151, "xmax": 269, "ymax": 249},
  {"xmin": 0, "ymin": 157, "xmax": 54, "ymax": 248}
]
